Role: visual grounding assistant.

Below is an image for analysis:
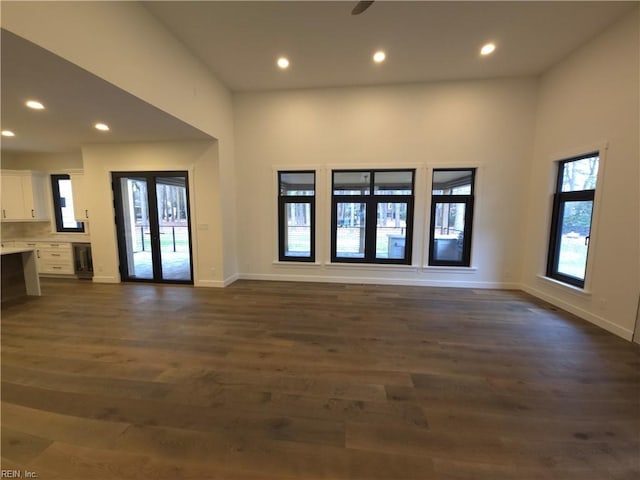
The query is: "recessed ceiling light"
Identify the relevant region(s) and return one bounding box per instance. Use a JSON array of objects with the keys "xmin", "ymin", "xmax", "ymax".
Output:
[
  {"xmin": 26, "ymin": 100, "xmax": 45, "ymax": 110},
  {"xmin": 1, "ymin": 130, "xmax": 15, "ymax": 137},
  {"xmin": 277, "ymin": 57, "xmax": 290, "ymax": 69},
  {"xmin": 373, "ymin": 51, "xmax": 386, "ymax": 63},
  {"xmin": 95, "ymin": 123, "xmax": 110, "ymax": 131},
  {"xmin": 480, "ymin": 43, "xmax": 496, "ymax": 56}
]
